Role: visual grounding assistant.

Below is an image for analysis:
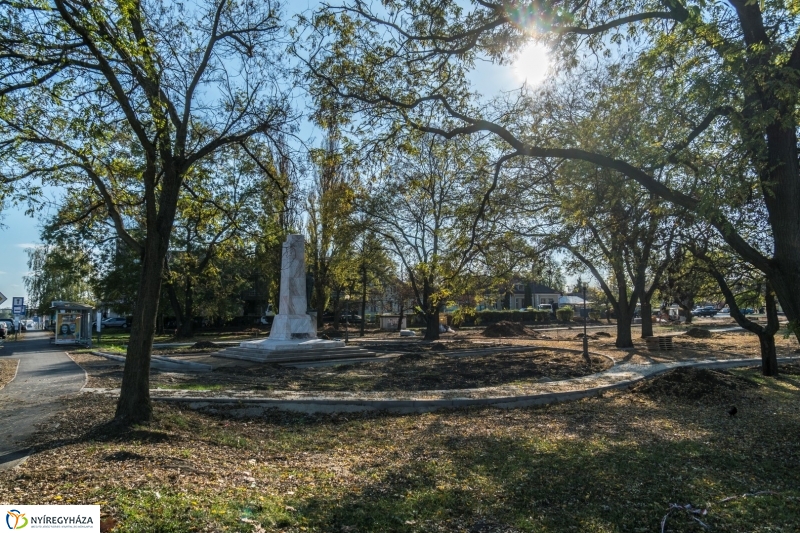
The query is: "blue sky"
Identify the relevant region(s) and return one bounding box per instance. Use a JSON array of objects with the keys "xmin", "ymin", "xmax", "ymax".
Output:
[{"xmin": 0, "ymin": 3, "xmax": 548, "ymax": 305}]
